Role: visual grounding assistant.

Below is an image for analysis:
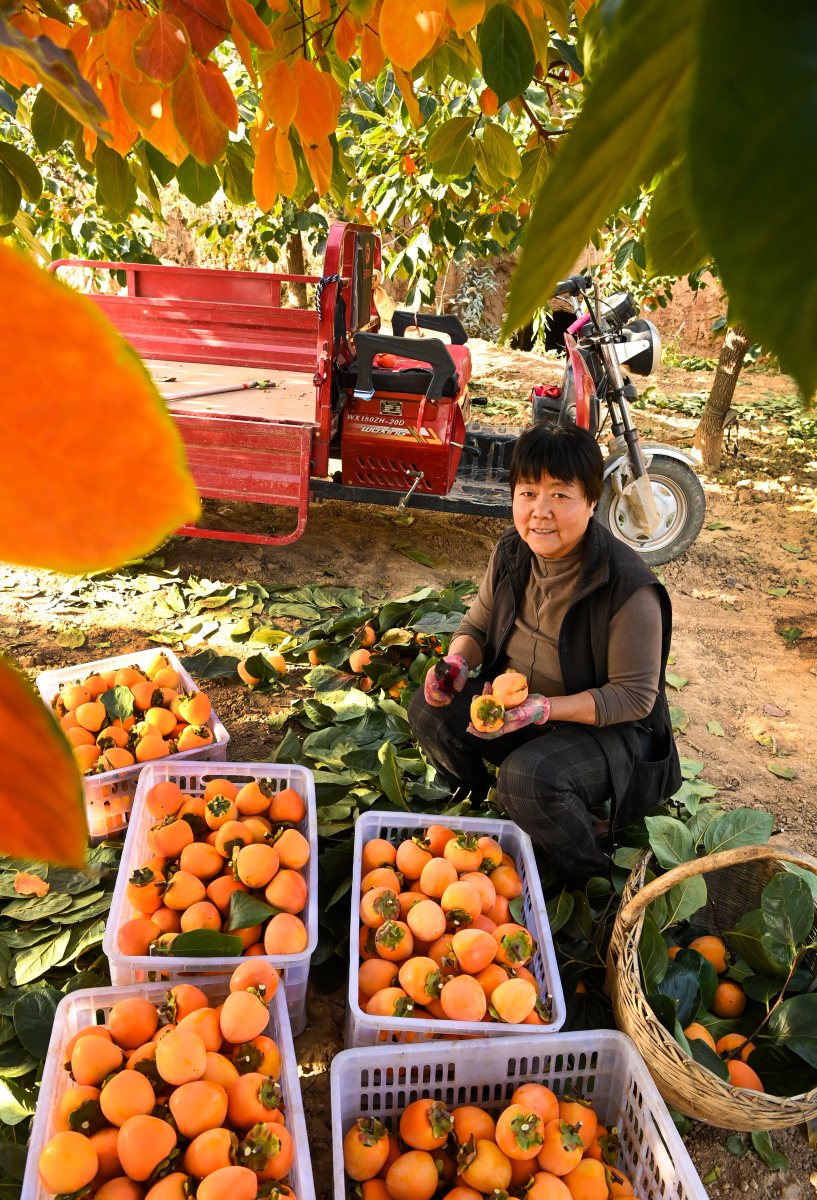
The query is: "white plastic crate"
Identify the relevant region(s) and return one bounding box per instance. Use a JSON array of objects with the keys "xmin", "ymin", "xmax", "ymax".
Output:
[
  {"xmin": 331, "ymin": 1031, "xmax": 707, "ymax": 1200},
  {"xmin": 103, "ymin": 762, "xmax": 318, "ymax": 1036},
  {"xmin": 346, "ymin": 811, "xmax": 566, "ymax": 1046},
  {"xmin": 36, "ymin": 648, "xmax": 229, "ymax": 842},
  {"xmin": 21, "ymin": 975, "xmax": 315, "ymax": 1200}
]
